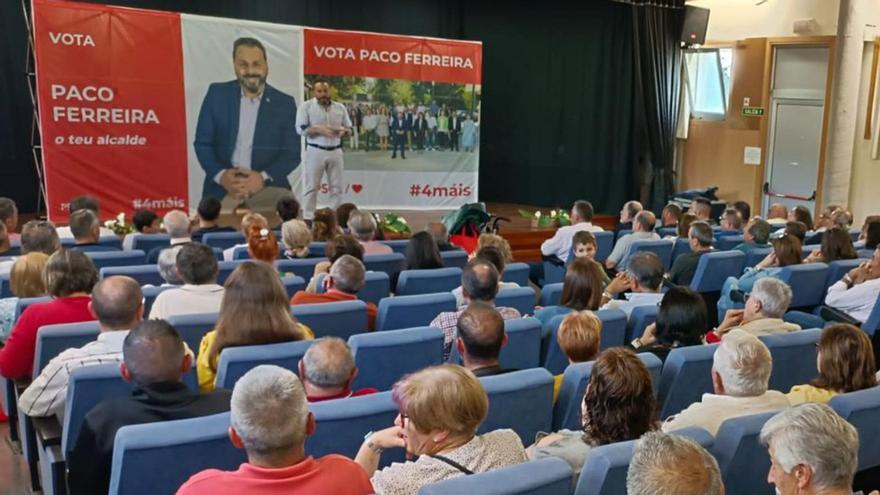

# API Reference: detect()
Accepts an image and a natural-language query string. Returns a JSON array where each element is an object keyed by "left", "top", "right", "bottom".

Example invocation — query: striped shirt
[{"left": 431, "top": 306, "right": 522, "bottom": 361}]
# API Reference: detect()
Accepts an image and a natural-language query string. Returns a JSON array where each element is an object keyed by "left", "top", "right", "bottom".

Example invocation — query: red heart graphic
[{"left": 351, "top": 184, "right": 363, "bottom": 193}]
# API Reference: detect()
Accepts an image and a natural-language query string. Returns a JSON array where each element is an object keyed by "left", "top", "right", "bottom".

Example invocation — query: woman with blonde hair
[
  {"left": 197, "top": 261, "right": 313, "bottom": 392},
  {"left": 222, "top": 212, "right": 269, "bottom": 261},
  {"left": 0, "top": 252, "right": 49, "bottom": 340},
  {"left": 355, "top": 364, "right": 527, "bottom": 493},
  {"left": 475, "top": 233, "right": 513, "bottom": 263},
  {"left": 281, "top": 219, "right": 312, "bottom": 259}
]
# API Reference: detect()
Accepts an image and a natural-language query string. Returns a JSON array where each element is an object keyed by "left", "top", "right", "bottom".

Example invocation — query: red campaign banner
[
  {"left": 33, "top": 0, "right": 188, "bottom": 222},
  {"left": 304, "top": 28, "right": 482, "bottom": 84}
]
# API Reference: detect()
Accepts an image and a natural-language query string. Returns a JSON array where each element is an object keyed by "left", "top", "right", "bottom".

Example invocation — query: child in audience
[
  {"left": 572, "top": 231, "right": 610, "bottom": 284},
  {"left": 132, "top": 209, "right": 162, "bottom": 234}
]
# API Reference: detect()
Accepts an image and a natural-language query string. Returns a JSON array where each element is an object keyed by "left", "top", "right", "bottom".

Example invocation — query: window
[{"left": 684, "top": 47, "right": 733, "bottom": 120}]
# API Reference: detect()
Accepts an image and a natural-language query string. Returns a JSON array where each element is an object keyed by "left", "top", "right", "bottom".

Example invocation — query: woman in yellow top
[
  {"left": 197, "top": 261, "right": 314, "bottom": 392},
  {"left": 787, "top": 323, "right": 876, "bottom": 405},
  {"left": 552, "top": 311, "right": 602, "bottom": 401}
]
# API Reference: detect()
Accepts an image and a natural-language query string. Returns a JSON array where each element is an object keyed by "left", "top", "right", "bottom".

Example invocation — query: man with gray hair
[
  {"left": 601, "top": 251, "right": 665, "bottom": 318},
  {"left": 156, "top": 244, "right": 184, "bottom": 286},
  {"left": 668, "top": 220, "right": 715, "bottom": 286},
  {"left": 0, "top": 219, "right": 61, "bottom": 275},
  {"left": 761, "top": 403, "right": 869, "bottom": 495},
  {"left": 627, "top": 431, "right": 724, "bottom": 495},
  {"left": 662, "top": 329, "right": 789, "bottom": 435},
  {"left": 56, "top": 195, "right": 115, "bottom": 239},
  {"left": 605, "top": 210, "right": 660, "bottom": 272},
  {"left": 291, "top": 254, "right": 378, "bottom": 330},
  {"left": 149, "top": 243, "right": 224, "bottom": 320},
  {"left": 177, "top": 365, "right": 373, "bottom": 494},
  {"left": 298, "top": 337, "right": 377, "bottom": 402},
  {"left": 709, "top": 277, "right": 800, "bottom": 342},
  {"left": 348, "top": 209, "right": 393, "bottom": 255},
  {"left": 734, "top": 218, "right": 772, "bottom": 253},
  {"left": 426, "top": 221, "right": 456, "bottom": 252},
  {"left": 146, "top": 209, "right": 193, "bottom": 263},
  {"left": 69, "top": 209, "right": 119, "bottom": 252}
]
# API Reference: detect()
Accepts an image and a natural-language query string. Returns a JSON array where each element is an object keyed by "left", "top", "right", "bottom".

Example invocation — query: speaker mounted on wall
[{"left": 681, "top": 5, "right": 710, "bottom": 46}]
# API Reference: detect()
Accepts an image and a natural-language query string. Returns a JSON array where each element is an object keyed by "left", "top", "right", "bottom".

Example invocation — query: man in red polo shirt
[
  {"left": 290, "top": 254, "right": 377, "bottom": 330},
  {"left": 298, "top": 337, "right": 377, "bottom": 402}
]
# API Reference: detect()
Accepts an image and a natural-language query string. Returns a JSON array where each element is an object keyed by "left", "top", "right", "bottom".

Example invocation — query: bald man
[
  {"left": 298, "top": 337, "right": 377, "bottom": 402},
  {"left": 67, "top": 320, "right": 231, "bottom": 495},
  {"left": 19, "top": 276, "right": 144, "bottom": 418},
  {"left": 605, "top": 210, "right": 660, "bottom": 272},
  {"left": 767, "top": 203, "right": 788, "bottom": 225},
  {"left": 455, "top": 301, "right": 513, "bottom": 377},
  {"left": 690, "top": 197, "right": 713, "bottom": 223}
]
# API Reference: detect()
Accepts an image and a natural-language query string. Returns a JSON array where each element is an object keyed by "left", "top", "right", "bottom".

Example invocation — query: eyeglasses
[{"left": 399, "top": 411, "right": 409, "bottom": 429}]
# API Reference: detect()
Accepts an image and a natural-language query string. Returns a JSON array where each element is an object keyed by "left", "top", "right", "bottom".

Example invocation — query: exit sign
[{"left": 742, "top": 107, "right": 765, "bottom": 117}]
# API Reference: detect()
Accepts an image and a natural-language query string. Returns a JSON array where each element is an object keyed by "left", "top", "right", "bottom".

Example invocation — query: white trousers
[{"left": 302, "top": 147, "right": 344, "bottom": 219}]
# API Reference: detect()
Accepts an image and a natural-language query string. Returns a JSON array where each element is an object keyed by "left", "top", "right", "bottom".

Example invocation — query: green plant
[
  {"left": 517, "top": 209, "right": 571, "bottom": 228},
  {"left": 103, "top": 212, "right": 137, "bottom": 236},
  {"left": 381, "top": 213, "right": 412, "bottom": 235}
]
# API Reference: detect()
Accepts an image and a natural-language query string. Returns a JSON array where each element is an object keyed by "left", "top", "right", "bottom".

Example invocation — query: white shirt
[
  {"left": 825, "top": 278, "right": 880, "bottom": 323},
  {"left": 540, "top": 222, "right": 605, "bottom": 262},
  {"left": 606, "top": 231, "right": 661, "bottom": 269},
  {"left": 295, "top": 98, "right": 352, "bottom": 148},
  {"left": 223, "top": 242, "right": 247, "bottom": 262},
  {"left": 232, "top": 92, "right": 261, "bottom": 170},
  {"left": 57, "top": 225, "right": 115, "bottom": 240},
  {"left": 362, "top": 114, "right": 379, "bottom": 131},
  {"left": 148, "top": 284, "right": 225, "bottom": 320},
  {"left": 0, "top": 259, "right": 15, "bottom": 276},
  {"left": 661, "top": 391, "right": 790, "bottom": 435},
  {"left": 601, "top": 292, "right": 664, "bottom": 318},
  {"left": 426, "top": 116, "right": 437, "bottom": 129}
]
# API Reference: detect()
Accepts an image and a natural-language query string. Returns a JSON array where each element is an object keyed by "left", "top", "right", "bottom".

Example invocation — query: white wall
[
  {"left": 848, "top": 42, "right": 880, "bottom": 223},
  {"left": 688, "top": 0, "right": 839, "bottom": 41}
]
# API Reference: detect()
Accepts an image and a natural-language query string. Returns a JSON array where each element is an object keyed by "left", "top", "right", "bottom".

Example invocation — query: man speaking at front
[{"left": 194, "top": 37, "right": 299, "bottom": 211}]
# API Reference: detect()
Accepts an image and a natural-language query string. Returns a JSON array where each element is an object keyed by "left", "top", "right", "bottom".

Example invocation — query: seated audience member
[
  {"left": 0, "top": 252, "right": 48, "bottom": 341},
  {"left": 760, "top": 403, "right": 863, "bottom": 495},
  {"left": 0, "top": 250, "right": 96, "bottom": 379},
  {"left": 0, "top": 220, "right": 59, "bottom": 275},
  {"left": 154, "top": 245, "right": 184, "bottom": 286},
  {"left": 571, "top": 230, "right": 610, "bottom": 284},
  {"left": 767, "top": 202, "right": 789, "bottom": 225},
  {"left": 824, "top": 246, "right": 880, "bottom": 323},
  {"left": 616, "top": 200, "right": 642, "bottom": 234},
  {"left": 731, "top": 200, "right": 751, "bottom": 224},
  {"left": 664, "top": 212, "right": 696, "bottom": 241},
  {"left": 404, "top": 230, "right": 444, "bottom": 270},
  {"left": 0, "top": 223, "right": 9, "bottom": 256},
  {"left": 551, "top": 310, "right": 601, "bottom": 399},
  {"left": 455, "top": 301, "right": 515, "bottom": 377},
  {"left": 859, "top": 215, "right": 880, "bottom": 245},
  {"left": 662, "top": 329, "right": 789, "bottom": 434},
  {"left": 717, "top": 233, "right": 802, "bottom": 316},
  {"left": 132, "top": 209, "right": 161, "bottom": 234},
  {"left": 246, "top": 225, "right": 279, "bottom": 265},
  {"left": 605, "top": 210, "right": 660, "bottom": 272},
  {"left": 0, "top": 197, "right": 19, "bottom": 243},
  {"left": 298, "top": 337, "right": 377, "bottom": 401},
  {"left": 147, "top": 209, "right": 193, "bottom": 263},
  {"left": 336, "top": 202, "right": 358, "bottom": 232},
  {"left": 600, "top": 251, "right": 664, "bottom": 318},
  {"left": 453, "top": 246, "right": 518, "bottom": 307},
  {"left": 804, "top": 226, "right": 857, "bottom": 263},
  {"left": 427, "top": 221, "right": 457, "bottom": 251},
  {"left": 661, "top": 203, "right": 682, "bottom": 228},
  {"left": 431, "top": 258, "right": 521, "bottom": 359},
  {"left": 68, "top": 319, "right": 231, "bottom": 495},
  {"left": 626, "top": 431, "right": 723, "bottom": 495},
  {"left": 281, "top": 219, "right": 311, "bottom": 259},
  {"left": 312, "top": 207, "right": 343, "bottom": 242},
  {"left": 291, "top": 255, "right": 378, "bottom": 330},
  {"left": 305, "top": 234, "right": 365, "bottom": 293},
  {"left": 276, "top": 194, "right": 301, "bottom": 222},
  {"left": 56, "top": 195, "right": 114, "bottom": 239},
  {"left": 782, "top": 220, "right": 808, "bottom": 243},
  {"left": 355, "top": 365, "right": 527, "bottom": 492},
  {"left": 789, "top": 205, "right": 814, "bottom": 231},
  {"left": 197, "top": 261, "right": 313, "bottom": 392},
  {"left": 475, "top": 233, "right": 514, "bottom": 263},
  {"left": 528, "top": 348, "right": 657, "bottom": 478},
  {"left": 178, "top": 365, "right": 372, "bottom": 495},
  {"left": 191, "top": 196, "right": 235, "bottom": 241},
  {"left": 534, "top": 257, "right": 604, "bottom": 324},
  {"left": 709, "top": 277, "right": 799, "bottom": 342},
  {"left": 815, "top": 204, "right": 842, "bottom": 232},
  {"left": 718, "top": 208, "right": 743, "bottom": 234},
  {"left": 68, "top": 209, "right": 118, "bottom": 252},
  {"left": 734, "top": 218, "right": 772, "bottom": 253},
  {"left": 667, "top": 220, "right": 714, "bottom": 286},
  {"left": 149, "top": 243, "right": 224, "bottom": 320},
  {"left": 223, "top": 212, "right": 268, "bottom": 261},
  {"left": 19, "top": 276, "right": 142, "bottom": 418},
  {"left": 866, "top": 220, "right": 880, "bottom": 250},
  {"left": 831, "top": 208, "right": 854, "bottom": 230},
  {"left": 690, "top": 197, "right": 713, "bottom": 223},
  {"left": 348, "top": 209, "right": 393, "bottom": 255},
  {"left": 541, "top": 200, "right": 605, "bottom": 264},
  {"left": 628, "top": 286, "right": 706, "bottom": 363},
  {"left": 788, "top": 324, "right": 876, "bottom": 405}
]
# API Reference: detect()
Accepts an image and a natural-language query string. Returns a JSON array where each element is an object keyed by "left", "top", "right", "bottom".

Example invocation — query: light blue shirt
[
  {"left": 607, "top": 231, "right": 661, "bottom": 270},
  {"left": 232, "top": 92, "right": 261, "bottom": 170},
  {"left": 295, "top": 97, "right": 352, "bottom": 147}
]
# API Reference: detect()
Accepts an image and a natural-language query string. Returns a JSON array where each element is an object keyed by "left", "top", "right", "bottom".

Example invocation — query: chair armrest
[
  {"left": 32, "top": 415, "right": 62, "bottom": 446},
  {"left": 13, "top": 378, "right": 31, "bottom": 397}
]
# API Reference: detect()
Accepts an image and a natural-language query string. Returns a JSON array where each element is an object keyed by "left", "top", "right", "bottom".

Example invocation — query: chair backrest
[
  {"left": 307, "top": 241, "right": 327, "bottom": 257},
  {"left": 396, "top": 267, "right": 463, "bottom": 296},
  {"left": 380, "top": 239, "right": 410, "bottom": 254},
  {"left": 802, "top": 244, "right": 820, "bottom": 259},
  {"left": 291, "top": 300, "right": 369, "bottom": 340},
  {"left": 690, "top": 251, "right": 745, "bottom": 293},
  {"left": 712, "top": 411, "right": 779, "bottom": 495},
  {"left": 232, "top": 243, "right": 285, "bottom": 260},
  {"left": 543, "top": 309, "right": 627, "bottom": 375},
  {"left": 716, "top": 234, "right": 744, "bottom": 251},
  {"left": 552, "top": 353, "right": 663, "bottom": 432},
  {"left": 315, "top": 271, "right": 391, "bottom": 305},
  {"left": 108, "top": 412, "right": 246, "bottom": 495},
  {"left": 33, "top": 321, "right": 100, "bottom": 377},
  {"left": 166, "top": 312, "right": 218, "bottom": 357},
  {"left": 658, "top": 344, "right": 718, "bottom": 419},
  {"left": 349, "top": 326, "right": 444, "bottom": 391},
  {"left": 500, "top": 318, "right": 543, "bottom": 370},
  {"left": 759, "top": 328, "right": 821, "bottom": 392},
  {"left": 670, "top": 237, "right": 692, "bottom": 265},
  {"left": 129, "top": 233, "right": 170, "bottom": 254},
  {"left": 363, "top": 253, "right": 406, "bottom": 280},
  {"left": 100, "top": 264, "right": 165, "bottom": 286},
  {"left": 62, "top": 364, "right": 132, "bottom": 455},
  {"left": 625, "top": 240, "right": 674, "bottom": 271},
  {"left": 13, "top": 295, "right": 52, "bottom": 321},
  {"left": 277, "top": 258, "right": 330, "bottom": 281},
  {"left": 594, "top": 231, "right": 615, "bottom": 263},
  {"left": 439, "top": 249, "right": 469, "bottom": 269},
  {"left": 862, "top": 293, "right": 880, "bottom": 337},
  {"left": 615, "top": 229, "right": 632, "bottom": 240},
  {"left": 214, "top": 340, "right": 314, "bottom": 389},
  {"left": 141, "top": 285, "right": 173, "bottom": 316},
  {"left": 418, "top": 457, "right": 573, "bottom": 495},
  {"left": 777, "top": 263, "right": 829, "bottom": 309},
  {"left": 830, "top": 387, "right": 880, "bottom": 470},
  {"left": 859, "top": 248, "right": 875, "bottom": 259},
  {"left": 280, "top": 275, "right": 306, "bottom": 299},
  {"left": 626, "top": 304, "right": 659, "bottom": 342},
  {"left": 539, "top": 283, "right": 564, "bottom": 307},
  {"left": 62, "top": 235, "right": 122, "bottom": 250},
  {"left": 216, "top": 260, "right": 239, "bottom": 284},
  {"left": 502, "top": 262, "right": 530, "bottom": 287},
  {"left": 825, "top": 259, "right": 863, "bottom": 292},
  {"left": 85, "top": 250, "right": 147, "bottom": 270},
  {"left": 376, "top": 292, "right": 457, "bottom": 331},
  {"left": 542, "top": 259, "right": 567, "bottom": 286},
  {"left": 745, "top": 247, "right": 774, "bottom": 268},
  {"left": 478, "top": 368, "right": 554, "bottom": 446},
  {"left": 201, "top": 232, "right": 245, "bottom": 250},
  {"left": 495, "top": 286, "right": 536, "bottom": 316}
]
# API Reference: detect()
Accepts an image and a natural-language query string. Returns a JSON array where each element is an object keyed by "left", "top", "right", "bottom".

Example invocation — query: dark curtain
[{"left": 628, "top": 0, "right": 684, "bottom": 212}]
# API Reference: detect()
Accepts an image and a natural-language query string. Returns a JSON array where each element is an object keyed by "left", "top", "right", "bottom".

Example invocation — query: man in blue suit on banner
[{"left": 194, "top": 37, "right": 300, "bottom": 211}]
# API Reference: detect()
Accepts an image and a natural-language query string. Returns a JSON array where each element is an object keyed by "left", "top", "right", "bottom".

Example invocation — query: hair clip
[{"left": 259, "top": 228, "right": 269, "bottom": 238}]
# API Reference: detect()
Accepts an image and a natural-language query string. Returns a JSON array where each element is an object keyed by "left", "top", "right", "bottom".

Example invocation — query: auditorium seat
[
  {"left": 85, "top": 250, "right": 147, "bottom": 270},
  {"left": 315, "top": 271, "right": 391, "bottom": 305},
  {"left": 859, "top": 248, "right": 875, "bottom": 259},
  {"left": 715, "top": 234, "right": 744, "bottom": 251},
  {"left": 376, "top": 293, "right": 457, "bottom": 331},
  {"left": 61, "top": 235, "right": 122, "bottom": 250},
  {"left": 108, "top": 412, "right": 247, "bottom": 495},
  {"left": 495, "top": 286, "right": 536, "bottom": 315},
  {"left": 363, "top": 253, "right": 405, "bottom": 280},
  {"left": 395, "top": 267, "right": 462, "bottom": 296},
  {"left": 657, "top": 227, "right": 677, "bottom": 238},
  {"left": 449, "top": 317, "right": 543, "bottom": 371},
  {"left": 711, "top": 411, "right": 779, "bottom": 495},
  {"left": 439, "top": 249, "right": 468, "bottom": 269},
  {"left": 760, "top": 328, "right": 820, "bottom": 392},
  {"left": 830, "top": 387, "right": 880, "bottom": 471},
  {"left": 33, "top": 322, "right": 100, "bottom": 376},
  {"left": 129, "top": 233, "right": 170, "bottom": 254},
  {"left": 850, "top": 229, "right": 862, "bottom": 242},
  {"left": 216, "top": 260, "right": 239, "bottom": 284},
  {"left": 502, "top": 262, "right": 531, "bottom": 287},
  {"left": 280, "top": 275, "right": 306, "bottom": 299},
  {"left": 13, "top": 296, "right": 52, "bottom": 321},
  {"left": 291, "top": 300, "right": 369, "bottom": 339},
  {"left": 349, "top": 326, "right": 444, "bottom": 391},
  {"left": 307, "top": 241, "right": 327, "bottom": 257},
  {"left": 539, "top": 282, "right": 564, "bottom": 307},
  {"left": 165, "top": 313, "right": 218, "bottom": 357},
  {"left": 277, "top": 258, "right": 329, "bottom": 281},
  {"left": 99, "top": 265, "right": 164, "bottom": 286},
  {"left": 380, "top": 239, "right": 410, "bottom": 254},
  {"left": 542, "top": 309, "right": 627, "bottom": 375},
  {"left": 615, "top": 229, "right": 632, "bottom": 240},
  {"left": 142, "top": 286, "right": 173, "bottom": 316},
  {"left": 214, "top": 340, "right": 314, "bottom": 390},
  {"left": 0, "top": 275, "right": 9, "bottom": 298},
  {"left": 745, "top": 247, "right": 773, "bottom": 268},
  {"left": 862, "top": 295, "right": 880, "bottom": 337},
  {"left": 657, "top": 344, "right": 717, "bottom": 419},
  {"left": 825, "top": 259, "right": 863, "bottom": 291},
  {"left": 689, "top": 251, "right": 745, "bottom": 293},
  {"left": 625, "top": 304, "right": 659, "bottom": 342},
  {"left": 670, "top": 238, "right": 692, "bottom": 265},
  {"left": 418, "top": 457, "right": 572, "bottom": 495},
  {"left": 478, "top": 368, "right": 554, "bottom": 446},
  {"left": 777, "top": 263, "right": 828, "bottom": 310},
  {"left": 231, "top": 243, "right": 285, "bottom": 260},
  {"left": 782, "top": 310, "right": 827, "bottom": 330},
  {"left": 541, "top": 245, "right": 573, "bottom": 286},
  {"left": 623, "top": 239, "right": 674, "bottom": 271},
  {"left": 201, "top": 232, "right": 245, "bottom": 250},
  {"left": 593, "top": 231, "right": 615, "bottom": 263}
]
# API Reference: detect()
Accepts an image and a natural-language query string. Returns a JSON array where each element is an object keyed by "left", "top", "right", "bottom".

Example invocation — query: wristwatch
[{"left": 630, "top": 337, "right": 643, "bottom": 349}]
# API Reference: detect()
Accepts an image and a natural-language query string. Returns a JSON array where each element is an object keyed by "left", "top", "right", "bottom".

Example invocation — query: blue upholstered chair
[
  {"left": 657, "top": 344, "right": 718, "bottom": 419},
  {"left": 13, "top": 296, "right": 52, "bottom": 321},
  {"left": 495, "top": 286, "right": 536, "bottom": 316},
  {"left": 624, "top": 239, "right": 674, "bottom": 271},
  {"left": 376, "top": 293, "right": 457, "bottom": 331},
  {"left": 129, "top": 233, "right": 170, "bottom": 254},
  {"left": 759, "top": 328, "right": 820, "bottom": 392},
  {"left": 380, "top": 240, "right": 410, "bottom": 254},
  {"left": 214, "top": 340, "right": 314, "bottom": 390},
  {"left": 99, "top": 265, "right": 165, "bottom": 286},
  {"left": 502, "top": 262, "right": 531, "bottom": 287},
  {"left": 745, "top": 247, "right": 774, "bottom": 268},
  {"left": 777, "top": 263, "right": 829, "bottom": 310},
  {"left": 291, "top": 300, "right": 369, "bottom": 339},
  {"left": 363, "top": 253, "right": 405, "bottom": 280},
  {"left": 349, "top": 326, "right": 444, "bottom": 391},
  {"left": 670, "top": 238, "right": 692, "bottom": 266},
  {"left": 594, "top": 231, "right": 615, "bottom": 263},
  {"left": 280, "top": 275, "right": 306, "bottom": 299},
  {"left": 439, "top": 249, "right": 469, "bottom": 269},
  {"left": 85, "top": 250, "right": 146, "bottom": 270},
  {"left": 712, "top": 411, "right": 780, "bottom": 495},
  {"left": 277, "top": 258, "right": 329, "bottom": 281},
  {"left": 689, "top": 251, "right": 745, "bottom": 293},
  {"left": 449, "top": 318, "right": 543, "bottom": 371},
  {"left": 62, "top": 235, "right": 122, "bottom": 250},
  {"left": 478, "top": 368, "right": 554, "bottom": 446},
  {"left": 716, "top": 235, "right": 744, "bottom": 251},
  {"left": 830, "top": 387, "right": 880, "bottom": 471},
  {"left": 315, "top": 271, "right": 391, "bottom": 305},
  {"left": 33, "top": 322, "right": 100, "bottom": 376},
  {"left": 396, "top": 267, "right": 462, "bottom": 296},
  {"left": 626, "top": 304, "right": 659, "bottom": 342},
  {"left": 825, "top": 259, "right": 863, "bottom": 292},
  {"left": 418, "top": 457, "right": 573, "bottom": 495},
  {"left": 543, "top": 309, "right": 627, "bottom": 375},
  {"left": 201, "top": 232, "right": 245, "bottom": 250},
  {"left": 539, "top": 282, "right": 564, "bottom": 307},
  {"left": 141, "top": 286, "right": 173, "bottom": 316},
  {"left": 166, "top": 313, "right": 218, "bottom": 357}
]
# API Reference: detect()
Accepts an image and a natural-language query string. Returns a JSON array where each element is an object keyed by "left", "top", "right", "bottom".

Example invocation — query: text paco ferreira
[
  {"left": 313, "top": 46, "right": 475, "bottom": 69},
  {"left": 49, "top": 84, "right": 160, "bottom": 124}
]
